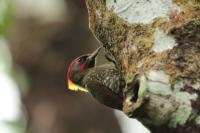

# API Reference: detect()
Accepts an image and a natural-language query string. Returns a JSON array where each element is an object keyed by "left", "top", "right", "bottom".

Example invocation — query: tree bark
[{"left": 85, "top": 0, "right": 200, "bottom": 132}]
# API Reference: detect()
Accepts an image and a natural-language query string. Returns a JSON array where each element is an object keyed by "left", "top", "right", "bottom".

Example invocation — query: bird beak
[{"left": 86, "top": 47, "right": 102, "bottom": 62}]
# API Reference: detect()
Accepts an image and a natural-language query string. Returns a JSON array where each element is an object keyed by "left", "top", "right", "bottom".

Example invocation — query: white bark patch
[
  {"left": 152, "top": 29, "right": 177, "bottom": 52},
  {"left": 106, "top": 0, "right": 180, "bottom": 24},
  {"left": 169, "top": 92, "right": 197, "bottom": 128},
  {"left": 195, "top": 116, "right": 200, "bottom": 126},
  {"left": 169, "top": 80, "right": 198, "bottom": 128},
  {"left": 138, "top": 75, "right": 148, "bottom": 98},
  {"left": 145, "top": 70, "right": 171, "bottom": 96}
]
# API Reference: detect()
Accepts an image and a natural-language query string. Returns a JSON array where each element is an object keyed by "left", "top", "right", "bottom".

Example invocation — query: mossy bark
[{"left": 85, "top": 0, "right": 200, "bottom": 132}]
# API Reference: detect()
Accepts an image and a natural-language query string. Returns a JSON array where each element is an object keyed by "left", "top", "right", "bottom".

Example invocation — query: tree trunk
[{"left": 85, "top": 0, "right": 200, "bottom": 132}]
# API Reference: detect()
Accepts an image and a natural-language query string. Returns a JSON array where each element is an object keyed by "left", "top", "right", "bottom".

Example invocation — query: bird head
[{"left": 67, "top": 47, "right": 101, "bottom": 92}]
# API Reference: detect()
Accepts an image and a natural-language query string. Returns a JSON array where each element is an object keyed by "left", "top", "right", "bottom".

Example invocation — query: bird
[{"left": 67, "top": 47, "right": 123, "bottom": 110}]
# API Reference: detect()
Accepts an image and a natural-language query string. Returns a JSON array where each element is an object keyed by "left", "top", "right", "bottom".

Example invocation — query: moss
[
  {"left": 0, "top": 0, "right": 13, "bottom": 36},
  {"left": 89, "top": 6, "right": 156, "bottom": 81},
  {"left": 130, "top": 24, "right": 155, "bottom": 48},
  {"left": 95, "top": 8, "right": 195, "bottom": 82}
]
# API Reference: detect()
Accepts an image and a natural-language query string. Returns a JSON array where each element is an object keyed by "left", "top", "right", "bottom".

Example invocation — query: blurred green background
[{"left": 0, "top": 0, "right": 149, "bottom": 133}]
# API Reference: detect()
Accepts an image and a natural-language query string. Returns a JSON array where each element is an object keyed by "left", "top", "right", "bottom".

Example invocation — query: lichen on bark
[{"left": 85, "top": 0, "right": 200, "bottom": 132}]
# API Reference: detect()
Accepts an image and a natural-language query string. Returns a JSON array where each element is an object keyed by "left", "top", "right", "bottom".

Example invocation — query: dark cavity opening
[{"left": 130, "top": 80, "right": 140, "bottom": 102}]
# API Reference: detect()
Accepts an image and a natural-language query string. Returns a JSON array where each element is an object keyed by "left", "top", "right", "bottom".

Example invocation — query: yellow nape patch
[{"left": 68, "top": 79, "right": 88, "bottom": 92}]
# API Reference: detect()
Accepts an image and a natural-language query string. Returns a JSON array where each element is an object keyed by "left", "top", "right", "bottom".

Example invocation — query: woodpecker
[{"left": 67, "top": 47, "right": 123, "bottom": 110}]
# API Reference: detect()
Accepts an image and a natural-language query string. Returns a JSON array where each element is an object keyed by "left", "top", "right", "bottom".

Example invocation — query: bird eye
[
  {"left": 77, "top": 57, "right": 84, "bottom": 63},
  {"left": 77, "top": 58, "right": 81, "bottom": 62},
  {"left": 77, "top": 56, "right": 87, "bottom": 63}
]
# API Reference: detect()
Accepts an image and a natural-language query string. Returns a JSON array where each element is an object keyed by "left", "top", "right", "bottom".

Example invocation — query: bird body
[
  {"left": 67, "top": 47, "right": 123, "bottom": 110},
  {"left": 82, "top": 64, "right": 123, "bottom": 110}
]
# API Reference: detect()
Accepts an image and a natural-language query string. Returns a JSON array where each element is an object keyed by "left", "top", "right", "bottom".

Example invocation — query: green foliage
[{"left": 0, "top": 0, "right": 13, "bottom": 36}]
